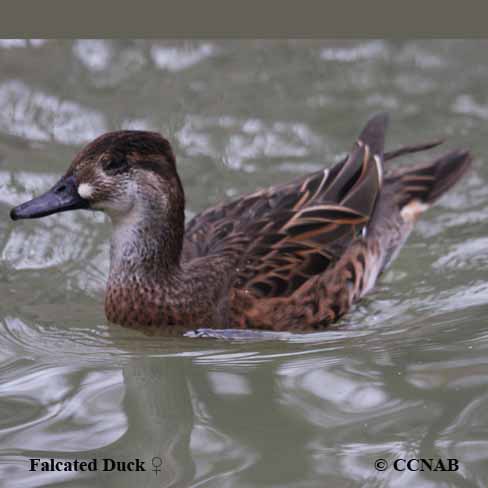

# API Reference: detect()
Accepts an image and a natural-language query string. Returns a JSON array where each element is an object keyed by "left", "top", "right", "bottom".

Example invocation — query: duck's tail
[
  {"left": 384, "top": 139, "right": 444, "bottom": 161},
  {"left": 391, "top": 149, "right": 472, "bottom": 222},
  {"left": 364, "top": 119, "right": 472, "bottom": 275}
]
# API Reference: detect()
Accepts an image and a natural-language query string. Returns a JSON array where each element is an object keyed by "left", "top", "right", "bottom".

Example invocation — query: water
[{"left": 0, "top": 40, "right": 487, "bottom": 487}]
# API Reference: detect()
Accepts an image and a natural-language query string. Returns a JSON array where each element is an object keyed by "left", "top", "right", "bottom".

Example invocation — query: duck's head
[{"left": 10, "top": 131, "right": 184, "bottom": 224}]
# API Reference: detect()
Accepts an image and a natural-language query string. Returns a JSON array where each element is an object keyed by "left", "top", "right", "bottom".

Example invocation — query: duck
[{"left": 10, "top": 113, "right": 472, "bottom": 333}]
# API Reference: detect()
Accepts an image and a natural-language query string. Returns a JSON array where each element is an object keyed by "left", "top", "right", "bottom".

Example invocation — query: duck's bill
[{"left": 10, "top": 175, "right": 89, "bottom": 221}]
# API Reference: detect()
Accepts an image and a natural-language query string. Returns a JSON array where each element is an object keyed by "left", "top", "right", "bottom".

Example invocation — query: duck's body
[{"left": 11, "top": 114, "right": 471, "bottom": 333}]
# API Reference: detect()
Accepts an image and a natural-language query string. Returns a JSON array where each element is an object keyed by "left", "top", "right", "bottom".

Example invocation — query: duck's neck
[{"left": 108, "top": 199, "right": 184, "bottom": 285}]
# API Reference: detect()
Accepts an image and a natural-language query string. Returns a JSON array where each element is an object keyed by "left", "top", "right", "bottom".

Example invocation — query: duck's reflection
[
  {"left": 94, "top": 328, "right": 316, "bottom": 487},
  {"left": 92, "top": 355, "right": 196, "bottom": 488}
]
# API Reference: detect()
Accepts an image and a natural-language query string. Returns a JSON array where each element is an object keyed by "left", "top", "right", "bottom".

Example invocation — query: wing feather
[{"left": 183, "top": 113, "right": 389, "bottom": 298}]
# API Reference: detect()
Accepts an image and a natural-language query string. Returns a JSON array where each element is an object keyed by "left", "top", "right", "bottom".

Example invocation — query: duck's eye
[{"left": 103, "top": 158, "right": 128, "bottom": 174}]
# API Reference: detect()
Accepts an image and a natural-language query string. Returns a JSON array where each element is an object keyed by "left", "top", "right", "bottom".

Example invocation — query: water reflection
[
  {"left": 151, "top": 42, "right": 216, "bottom": 72},
  {"left": 0, "top": 80, "right": 106, "bottom": 144}
]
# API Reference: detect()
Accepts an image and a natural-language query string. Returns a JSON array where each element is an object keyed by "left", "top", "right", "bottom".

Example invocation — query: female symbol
[{"left": 151, "top": 456, "right": 163, "bottom": 476}]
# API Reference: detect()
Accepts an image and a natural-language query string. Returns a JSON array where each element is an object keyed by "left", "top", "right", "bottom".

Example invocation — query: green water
[{"left": 0, "top": 40, "right": 487, "bottom": 487}]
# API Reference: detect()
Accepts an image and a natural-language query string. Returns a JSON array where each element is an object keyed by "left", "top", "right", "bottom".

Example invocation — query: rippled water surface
[{"left": 1, "top": 40, "right": 487, "bottom": 487}]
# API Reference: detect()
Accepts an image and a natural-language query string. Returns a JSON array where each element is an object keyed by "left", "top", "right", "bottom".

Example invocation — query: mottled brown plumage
[{"left": 10, "top": 114, "right": 472, "bottom": 333}]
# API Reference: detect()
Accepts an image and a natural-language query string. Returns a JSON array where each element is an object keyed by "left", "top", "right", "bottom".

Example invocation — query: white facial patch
[{"left": 78, "top": 183, "right": 95, "bottom": 199}]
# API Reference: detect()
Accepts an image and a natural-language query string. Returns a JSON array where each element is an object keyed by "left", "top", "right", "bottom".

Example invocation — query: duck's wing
[
  {"left": 230, "top": 114, "right": 387, "bottom": 298},
  {"left": 183, "top": 113, "right": 387, "bottom": 298},
  {"left": 183, "top": 167, "right": 337, "bottom": 259},
  {"left": 183, "top": 129, "right": 444, "bottom": 262}
]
